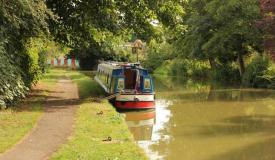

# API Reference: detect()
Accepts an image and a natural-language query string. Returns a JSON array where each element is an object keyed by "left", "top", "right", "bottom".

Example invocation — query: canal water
[{"left": 121, "top": 76, "right": 275, "bottom": 160}]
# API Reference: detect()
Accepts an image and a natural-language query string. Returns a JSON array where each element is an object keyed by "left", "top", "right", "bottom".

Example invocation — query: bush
[
  {"left": 212, "top": 63, "right": 241, "bottom": 84},
  {"left": 170, "top": 59, "right": 188, "bottom": 77},
  {"left": 242, "top": 54, "right": 272, "bottom": 88},
  {"left": 153, "top": 59, "right": 211, "bottom": 80},
  {"left": 262, "top": 63, "right": 275, "bottom": 89},
  {"left": 143, "top": 51, "right": 166, "bottom": 73},
  {"left": 0, "top": 38, "right": 49, "bottom": 108},
  {"left": 38, "top": 51, "right": 49, "bottom": 73},
  {"left": 143, "top": 41, "right": 174, "bottom": 72},
  {"left": 170, "top": 59, "right": 210, "bottom": 79},
  {"left": 154, "top": 60, "right": 173, "bottom": 75},
  {"left": 0, "top": 46, "right": 28, "bottom": 108},
  {"left": 0, "top": 0, "right": 53, "bottom": 108}
]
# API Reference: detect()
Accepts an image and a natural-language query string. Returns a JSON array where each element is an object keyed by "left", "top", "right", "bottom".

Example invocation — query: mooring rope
[{"left": 103, "top": 94, "right": 116, "bottom": 100}]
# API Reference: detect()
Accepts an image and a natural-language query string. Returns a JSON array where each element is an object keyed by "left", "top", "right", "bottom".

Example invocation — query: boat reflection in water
[
  {"left": 121, "top": 100, "right": 173, "bottom": 160},
  {"left": 122, "top": 109, "right": 156, "bottom": 141}
]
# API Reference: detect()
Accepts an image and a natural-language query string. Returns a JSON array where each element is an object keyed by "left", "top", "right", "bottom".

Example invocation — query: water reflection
[
  {"left": 123, "top": 76, "right": 275, "bottom": 160},
  {"left": 122, "top": 100, "right": 173, "bottom": 160},
  {"left": 122, "top": 109, "right": 155, "bottom": 141}
]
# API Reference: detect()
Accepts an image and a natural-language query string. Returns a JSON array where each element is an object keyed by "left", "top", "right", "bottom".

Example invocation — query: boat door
[{"left": 124, "top": 68, "right": 138, "bottom": 91}]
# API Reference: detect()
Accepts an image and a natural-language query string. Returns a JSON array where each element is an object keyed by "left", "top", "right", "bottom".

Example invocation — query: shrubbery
[
  {"left": 151, "top": 54, "right": 275, "bottom": 89},
  {"left": 153, "top": 59, "right": 211, "bottom": 80},
  {"left": 143, "top": 41, "right": 211, "bottom": 79},
  {"left": 154, "top": 60, "right": 173, "bottom": 75},
  {"left": 0, "top": 38, "right": 51, "bottom": 108},
  {"left": 143, "top": 41, "right": 174, "bottom": 72},
  {"left": 0, "top": 45, "right": 28, "bottom": 108},
  {"left": 243, "top": 55, "right": 275, "bottom": 89},
  {"left": 171, "top": 59, "right": 211, "bottom": 79},
  {"left": 212, "top": 63, "right": 241, "bottom": 84},
  {"left": 0, "top": 0, "right": 52, "bottom": 108}
]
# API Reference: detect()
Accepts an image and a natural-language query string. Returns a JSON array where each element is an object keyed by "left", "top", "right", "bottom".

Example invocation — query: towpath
[{"left": 0, "top": 77, "right": 79, "bottom": 160}]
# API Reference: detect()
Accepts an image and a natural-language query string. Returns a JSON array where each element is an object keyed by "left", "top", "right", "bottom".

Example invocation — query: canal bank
[{"left": 50, "top": 69, "right": 147, "bottom": 160}]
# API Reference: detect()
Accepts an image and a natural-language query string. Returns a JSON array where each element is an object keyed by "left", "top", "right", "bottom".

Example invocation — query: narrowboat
[{"left": 94, "top": 61, "right": 155, "bottom": 109}]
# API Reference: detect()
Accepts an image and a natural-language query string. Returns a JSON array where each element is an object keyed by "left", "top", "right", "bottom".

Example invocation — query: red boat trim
[
  {"left": 119, "top": 93, "right": 155, "bottom": 95},
  {"left": 115, "top": 101, "right": 155, "bottom": 109}
]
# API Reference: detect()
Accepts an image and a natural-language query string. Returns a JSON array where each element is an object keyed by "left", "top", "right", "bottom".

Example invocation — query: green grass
[
  {"left": 42, "top": 69, "right": 104, "bottom": 98},
  {"left": 51, "top": 101, "right": 147, "bottom": 160},
  {"left": 0, "top": 70, "right": 64, "bottom": 153},
  {"left": 41, "top": 69, "right": 65, "bottom": 87},
  {"left": 0, "top": 97, "right": 43, "bottom": 153},
  {"left": 66, "top": 71, "right": 105, "bottom": 98},
  {"left": 50, "top": 69, "right": 147, "bottom": 160}
]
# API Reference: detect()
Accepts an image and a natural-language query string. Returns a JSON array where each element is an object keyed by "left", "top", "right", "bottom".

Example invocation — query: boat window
[
  {"left": 117, "top": 78, "right": 124, "bottom": 90},
  {"left": 144, "top": 78, "right": 151, "bottom": 89}
]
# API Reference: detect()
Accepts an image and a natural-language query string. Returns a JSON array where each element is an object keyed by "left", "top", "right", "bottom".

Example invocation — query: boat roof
[{"left": 98, "top": 61, "right": 144, "bottom": 70}]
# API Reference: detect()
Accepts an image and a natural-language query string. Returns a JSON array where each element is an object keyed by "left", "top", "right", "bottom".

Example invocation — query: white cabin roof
[{"left": 97, "top": 61, "right": 144, "bottom": 75}]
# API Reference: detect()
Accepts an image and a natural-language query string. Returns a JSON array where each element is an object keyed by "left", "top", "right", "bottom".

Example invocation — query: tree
[
  {"left": 45, "top": 0, "right": 160, "bottom": 69},
  {"left": 175, "top": 0, "right": 263, "bottom": 77},
  {"left": 0, "top": 0, "right": 53, "bottom": 107}
]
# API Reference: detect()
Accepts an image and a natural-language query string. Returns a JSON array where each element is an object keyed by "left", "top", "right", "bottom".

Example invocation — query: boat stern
[{"left": 114, "top": 94, "right": 155, "bottom": 109}]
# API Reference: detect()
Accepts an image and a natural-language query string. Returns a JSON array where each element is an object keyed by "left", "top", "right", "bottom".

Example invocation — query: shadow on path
[{"left": 0, "top": 78, "right": 79, "bottom": 160}]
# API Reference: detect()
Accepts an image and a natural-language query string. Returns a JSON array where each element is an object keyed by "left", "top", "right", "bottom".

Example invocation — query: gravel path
[{"left": 0, "top": 78, "right": 79, "bottom": 160}]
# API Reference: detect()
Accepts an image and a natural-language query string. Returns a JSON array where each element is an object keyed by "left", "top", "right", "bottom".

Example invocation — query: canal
[{"left": 121, "top": 76, "right": 275, "bottom": 160}]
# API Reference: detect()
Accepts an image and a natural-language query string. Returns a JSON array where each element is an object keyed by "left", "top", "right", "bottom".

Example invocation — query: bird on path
[
  {"left": 102, "top": 136, "right": 112, "bottom": 142},
  {"left": 96, "top": 111, "right": 104, "bottom": 115}
]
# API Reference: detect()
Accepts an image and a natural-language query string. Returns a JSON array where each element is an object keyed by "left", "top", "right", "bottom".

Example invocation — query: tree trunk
[
  {"left": 208, "top": 57, "right": 216, "bottom": 70},
  {"left": 207, "top": 84, "right": 215, "bottom": 101},
  {"left": 238, "top": 52, "right": 245, "bottom": 77}
]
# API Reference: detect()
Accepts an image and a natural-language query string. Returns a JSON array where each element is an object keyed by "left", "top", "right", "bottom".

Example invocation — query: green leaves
[
  {"left": 0, "top": 0, "right": 53, "bottom": 108},
  {"left": 0, "top": 50, "right": 28, "bottom": 108},
  {"left": 174, "top": 0, "right": 263, "bottom": 68}
]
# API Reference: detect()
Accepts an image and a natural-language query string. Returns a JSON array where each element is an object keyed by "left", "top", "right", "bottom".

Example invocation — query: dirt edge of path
[{"left": 0, "top": 78, "right": 79, "bottom": 160}]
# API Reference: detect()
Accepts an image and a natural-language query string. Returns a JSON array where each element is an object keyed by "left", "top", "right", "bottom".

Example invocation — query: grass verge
[
  {"left": 0, "top": 69, "right": 62, "bottom": 154},
  {"left": 50, "top": 69, "right": 147, "bottom": 160},
  {"left": 0, "top": 93, "right": 44, "bottom": 153},
  {"left": 51, "top": 101, "right": 147, "bottom": 160}
]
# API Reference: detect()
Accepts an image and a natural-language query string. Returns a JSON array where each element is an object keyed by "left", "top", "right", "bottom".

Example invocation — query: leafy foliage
[
  {"left": 143, "top": 40, "right": 174, "bottom": 72},
  {"left": 0, "top": 0, "right": 53, "bottom": 107},
  {"left": 243, "top": 55, "right": 275, "bottom": 88},
  {"left": 149, "top": 0, "right": 273, "bottom": 87},
  {"left": 0, "top": 46, "right": 28, "bottom": 108},
  {"left": 46, "top": 0, "right": 162, "bottom": 69},
  {"left": 177, "top": 0, "right": 263, "bottom": 67},
  {"left": 211, "top": 63, "right": 241, "bottom": 84}
]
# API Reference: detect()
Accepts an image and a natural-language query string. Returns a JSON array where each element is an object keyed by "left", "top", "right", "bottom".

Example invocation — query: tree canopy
[
  {"left": 0, "top": 0, "right": 273, "bottom": 107},
  {"left": 170, "top": 0, "right": 263, "bottom": 74},
  {"left": 0, "top": 0, "right": 53, "bottom": 107}
]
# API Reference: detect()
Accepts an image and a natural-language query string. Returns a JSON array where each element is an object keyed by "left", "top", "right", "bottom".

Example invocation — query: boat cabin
[{"left": 95, "top": 62, "right": 154, "bottom": 95}]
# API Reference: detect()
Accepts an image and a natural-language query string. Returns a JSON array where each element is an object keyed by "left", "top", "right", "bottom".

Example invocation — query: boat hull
[
  {"left": 115, "top": 101, "right": 155, "bottom": 109},
  {"left": 114, "top": 94, "right": 155, "bottom": 109}
]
